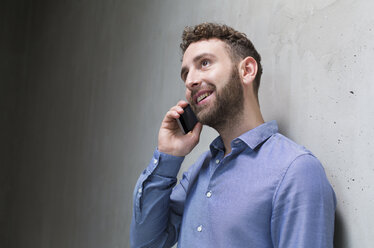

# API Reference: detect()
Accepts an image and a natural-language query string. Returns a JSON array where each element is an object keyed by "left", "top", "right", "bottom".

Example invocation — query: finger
[
  {"left": 189, "top": 122, "right": 203, "bottom": 139},
  {"left": 164, "top": 110, "right": 180, "bottom": 121},
  {"left": 170, "top": 105, "right": 184, "bottom": 114},
  {"left": 177, "top": 100, "right": 189, "bottom": 108},
  {"left": 193, "top": 122, "right": 203, "bottom": 134}
]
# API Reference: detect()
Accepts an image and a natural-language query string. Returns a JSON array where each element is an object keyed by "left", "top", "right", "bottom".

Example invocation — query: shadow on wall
[{"left": 334, "top": 209, "right": 346, "bottom": 247}]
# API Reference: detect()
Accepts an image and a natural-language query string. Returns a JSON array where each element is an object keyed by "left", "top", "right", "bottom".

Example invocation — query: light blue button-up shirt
[{"left": 130, "top": 121, "right": 336, "bottom": 247}]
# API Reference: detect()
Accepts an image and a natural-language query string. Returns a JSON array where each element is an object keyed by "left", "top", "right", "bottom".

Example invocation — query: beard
[{"left": 190, "top": 67, "right": 244, "bottom": 131}]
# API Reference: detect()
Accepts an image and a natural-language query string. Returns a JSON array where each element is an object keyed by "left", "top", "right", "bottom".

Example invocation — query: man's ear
[{"left": 239, "top": 56, "right": 258, "bottom": 86}]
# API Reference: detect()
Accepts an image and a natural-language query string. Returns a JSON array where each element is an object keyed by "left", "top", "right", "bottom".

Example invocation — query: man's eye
[
  {"left": 201, "top": 60, "right": 210, "bottom": 67},
  {"left": 182, "top": 72, "right": 188, "bottom": 82}
]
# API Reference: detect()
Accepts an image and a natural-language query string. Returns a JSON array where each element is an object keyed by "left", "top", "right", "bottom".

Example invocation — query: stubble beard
[{"left": 190, "top": 67, "right": 245, "bottom": 131}]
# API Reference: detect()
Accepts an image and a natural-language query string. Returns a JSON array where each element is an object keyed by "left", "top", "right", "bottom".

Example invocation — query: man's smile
[{"left": 193, "top": 90, "right": 214, "bottom": 105}]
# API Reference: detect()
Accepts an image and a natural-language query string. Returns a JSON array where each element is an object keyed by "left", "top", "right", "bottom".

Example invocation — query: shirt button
[
  {"left": 153, "top": 158, "right": 158, "bottom": 164},
  {"left": 206, "top": 191, "right": 212, "bottom": 198},
  {"left": 215, "top": 159, "right": 220, "bottom": 164},
  {"left": 197, "top": 225, "right": 203, "bottom": 232},
  {"left": 138, "top": 188, "right": 142, "bottom": 193},
  {"left": 234, "top": 140, "right": 241, "bottom": 144}
]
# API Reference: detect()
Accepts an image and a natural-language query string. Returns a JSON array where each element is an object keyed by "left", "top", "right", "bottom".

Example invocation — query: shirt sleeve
[
  {"left": 130, "top": 149, "right": 186, "bottom": 248},
  {"left": 271, "top": 154, "right": 337, "bottom": 248}
]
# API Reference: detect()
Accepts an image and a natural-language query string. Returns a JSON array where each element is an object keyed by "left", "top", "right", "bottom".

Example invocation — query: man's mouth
[{"left": 195, "top": 90, "right": 213, "bottom": 104}]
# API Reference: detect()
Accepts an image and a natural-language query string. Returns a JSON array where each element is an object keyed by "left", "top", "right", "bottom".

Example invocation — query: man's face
[{"left": 181, "top": 38, "right": 244, "bottom": 129}]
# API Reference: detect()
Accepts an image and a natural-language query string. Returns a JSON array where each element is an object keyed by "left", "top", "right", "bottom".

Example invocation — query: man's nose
[{"left": 185, "top": 70, "right": 202, "bottom": 90}]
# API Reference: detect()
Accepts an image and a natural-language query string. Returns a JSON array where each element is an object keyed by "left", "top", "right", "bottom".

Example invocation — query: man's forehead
[{"left": 182, "top": 38, "right": 229, "bottom": 64}]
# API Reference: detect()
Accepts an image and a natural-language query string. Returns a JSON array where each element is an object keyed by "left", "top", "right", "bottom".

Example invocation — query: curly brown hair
[{"left": 180, "top": 23, "right": 263, "bottom": 98}]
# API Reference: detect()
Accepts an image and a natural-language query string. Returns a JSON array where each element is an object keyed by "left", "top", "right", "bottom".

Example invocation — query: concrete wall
[
  {"left": 1, "top": 1, "right": 31, "bottom": 247},
  {"left": 2, "top": 0, "right": 373, "bottom": 247}
]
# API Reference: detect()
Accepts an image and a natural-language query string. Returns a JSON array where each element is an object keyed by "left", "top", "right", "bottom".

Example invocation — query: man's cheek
[{"left": 185, "top": 91, "right": 193, "bottom": 104}]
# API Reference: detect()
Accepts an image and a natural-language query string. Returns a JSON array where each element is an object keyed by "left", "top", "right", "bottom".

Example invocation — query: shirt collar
[{"left": 209, "top": 120, "right": 278, "bottom": 154}]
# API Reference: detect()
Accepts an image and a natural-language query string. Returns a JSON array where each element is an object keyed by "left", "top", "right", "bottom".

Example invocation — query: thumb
[{"left": 190, "top": 122, "right": 203, "bottom": 140}]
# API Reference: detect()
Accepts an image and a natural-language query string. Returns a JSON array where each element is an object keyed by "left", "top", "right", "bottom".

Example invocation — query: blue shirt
[{"left": 130, "top": 121, "right": 336, "bottom": 248}]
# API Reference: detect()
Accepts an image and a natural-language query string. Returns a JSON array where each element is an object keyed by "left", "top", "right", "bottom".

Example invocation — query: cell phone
[{"left": 177, "top": 104, "right": 198, "bottom": 134}]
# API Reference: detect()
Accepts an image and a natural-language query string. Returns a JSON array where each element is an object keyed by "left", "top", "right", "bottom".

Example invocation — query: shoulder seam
[{"left": 271, "top": 152, "right": 314, "bottom": 213}]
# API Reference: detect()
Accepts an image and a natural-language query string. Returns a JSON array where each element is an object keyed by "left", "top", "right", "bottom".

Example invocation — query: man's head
[
  {"left": 180, "top": 22, "right": 263, "bottom": 98},
  {"left": 180, "top": 23, "right": 262, "bottom": 130}
]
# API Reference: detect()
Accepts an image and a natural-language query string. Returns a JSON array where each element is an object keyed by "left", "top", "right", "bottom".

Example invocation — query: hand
[{"left": 158, "top": 100, "right": 203, "bottom": 157}]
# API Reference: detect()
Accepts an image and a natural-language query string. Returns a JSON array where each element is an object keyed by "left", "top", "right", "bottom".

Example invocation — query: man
[{"left": 130, "top": 23, "right": 336, "bottom": 248}]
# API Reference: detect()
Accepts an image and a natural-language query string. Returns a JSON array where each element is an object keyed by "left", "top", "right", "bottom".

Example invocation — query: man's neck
[{"left": 217, "top": 101, "right": 264, "bottom": 157}]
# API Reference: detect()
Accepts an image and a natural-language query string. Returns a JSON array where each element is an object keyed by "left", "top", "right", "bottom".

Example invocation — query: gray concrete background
[{"left": 2, "top": 0, "right": 373, "bottom": 247}]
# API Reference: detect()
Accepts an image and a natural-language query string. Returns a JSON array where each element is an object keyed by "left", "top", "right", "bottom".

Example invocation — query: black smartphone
[{"left": 177, "top": 104, "right": 198, "bottom": 134}]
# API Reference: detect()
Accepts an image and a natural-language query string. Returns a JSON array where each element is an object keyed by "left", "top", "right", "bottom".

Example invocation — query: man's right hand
[{"left": 158, "top": 100, "right": 203, "bottom": 157}]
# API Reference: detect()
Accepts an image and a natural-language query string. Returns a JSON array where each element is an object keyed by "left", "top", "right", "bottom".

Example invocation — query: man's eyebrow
[{"left": 180, "top": 53, "right": 216, "bottom": 80}]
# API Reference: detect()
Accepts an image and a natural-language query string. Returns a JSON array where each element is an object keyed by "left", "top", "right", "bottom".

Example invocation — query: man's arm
[
  {"left": 271, "top": 154, "right": 337, "bottom": 248},
  {"left": 130, "top": 149, "right": 184, "bottom": 248},
  {"left": 130, "top": 101, "right": 202, "bottom": 248}
]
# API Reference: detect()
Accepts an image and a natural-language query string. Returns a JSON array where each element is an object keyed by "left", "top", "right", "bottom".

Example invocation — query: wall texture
[
  {"left": 2, "top": 0, "right": 374, "bottom": 247},
  {"left": 1, "top": 1, "right": 31, "bottom": 247}
]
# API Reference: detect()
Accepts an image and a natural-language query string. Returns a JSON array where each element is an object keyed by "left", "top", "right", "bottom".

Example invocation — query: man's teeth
[{"left": 197, "top": 92, "right": 211, "bottom": 103}]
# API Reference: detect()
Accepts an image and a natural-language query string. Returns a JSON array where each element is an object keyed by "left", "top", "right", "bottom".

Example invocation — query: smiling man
[{"left": 130, "top": 23, "right": 336, "bottom": 248}]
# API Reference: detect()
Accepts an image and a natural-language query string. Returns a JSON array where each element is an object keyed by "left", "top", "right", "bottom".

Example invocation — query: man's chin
[
  {"left": 191, "top": 104, "right": 205, "bottom": 117},
  {"left": 191, "top": 101, "right": 221, "bottom": 126},
  {"left": 196, "top": 110, "right": 217, "bottom": 126}
]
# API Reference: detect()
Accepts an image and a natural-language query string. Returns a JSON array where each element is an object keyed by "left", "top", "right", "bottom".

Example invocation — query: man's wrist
[{"left": 151, "top": 148, "right": 185, "bottom": 177}]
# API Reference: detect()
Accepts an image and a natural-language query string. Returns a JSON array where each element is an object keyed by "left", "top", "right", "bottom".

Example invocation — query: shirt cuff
[{"left": 149, "top": 149, "right": 185, "bottom": 177}]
